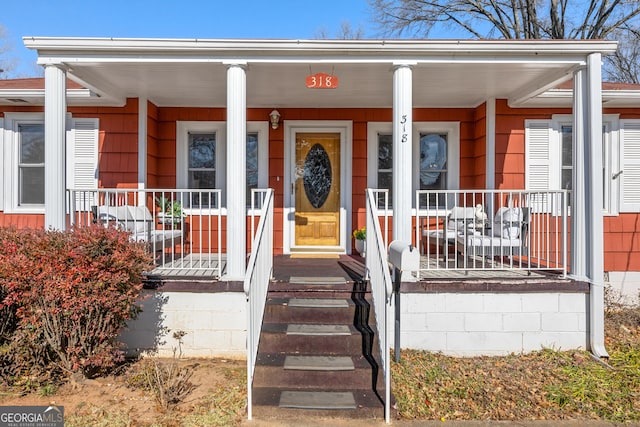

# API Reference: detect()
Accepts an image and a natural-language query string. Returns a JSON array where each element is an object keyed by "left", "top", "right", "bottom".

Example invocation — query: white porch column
[
  {"left": 585, "top": 53, "right": 608, "bottom": 358},
  {"left": 225, "top": 63, "right": 247, "bottom": 280},
  {"left": 572, "top": 67, "right": 588, "bottom": 280},
  {"left": 44, "top": 64, "right": 67, "bottom": 230},
  {"left": 392, "top": 63, "right": 414, "bottom": 245}
]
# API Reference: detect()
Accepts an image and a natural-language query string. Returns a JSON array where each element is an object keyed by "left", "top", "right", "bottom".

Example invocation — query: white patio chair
[{"left": 455, "top": 206, "right": 530, "bottom": 269}]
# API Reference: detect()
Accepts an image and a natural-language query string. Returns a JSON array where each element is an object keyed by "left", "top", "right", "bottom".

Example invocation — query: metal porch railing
[
  {"left": 415, "top": 189, "right": 568, "bottom": 277},
  {"left": 365, "top": 188, "right": 392, "bottom": 424},
  {"left": 67, "top": 188, "right": 223, "bottom": 277},
  {"left": 244, "top": 188, "right": 274, "bottom": 420}
]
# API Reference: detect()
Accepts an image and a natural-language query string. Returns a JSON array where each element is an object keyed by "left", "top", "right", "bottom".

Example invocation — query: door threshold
[{"left": 289, "top": 253, "right": 341, "bottom": 259}]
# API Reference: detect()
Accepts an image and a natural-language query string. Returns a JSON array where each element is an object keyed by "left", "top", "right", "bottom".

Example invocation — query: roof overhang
[{"left": 14, "top": 37, "right": 620, "bottom": 108}]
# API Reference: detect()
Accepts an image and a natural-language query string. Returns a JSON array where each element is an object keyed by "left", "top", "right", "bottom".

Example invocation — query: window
[
  {"left": 367, "top": 121, "right": 460, "bottom": 211},
  {"left": 176, "top": 121, "right": 269, "bottom": 210},
  {"left": 526, "top": 115, "right": 621, "bottom": 215},
  {"left": 17, "top": 123, "right": 45, "bottom": 206},
  {"left": 375, "top": 132, "right": 393, "bottom": 205},
  {"left": 188, "top": 132, "right": 217, "bottom": 207},
  {"left": 3, "top": 114, "right": 47, "bottom": 213},
  {"left": 418, "top": 132, "right": 448, "bottom": 207},
  {"left": 2, "top": 113, "right": 98, "bottom": 214},
  {"left": 246, "top": 132, "right": 259, "bottom": 205}
]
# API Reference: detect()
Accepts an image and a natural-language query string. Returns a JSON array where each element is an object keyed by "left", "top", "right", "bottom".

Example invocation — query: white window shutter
[
  {"left": 620, "top": 120, "right": 640, "bottom": 212},
  {"left": 526, "top": 120, "right": 552, "bottom": 213},
  {"left": 67, "top": 118, "right": 99, "bottom": 211}
]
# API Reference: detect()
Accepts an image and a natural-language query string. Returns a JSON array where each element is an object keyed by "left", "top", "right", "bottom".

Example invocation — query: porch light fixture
[{"left": 269, "top": 109, "right": 281, "bottom": 129}]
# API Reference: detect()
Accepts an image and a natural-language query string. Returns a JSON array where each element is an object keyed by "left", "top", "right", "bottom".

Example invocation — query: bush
[{"left": 0, "top": 225, "right": 153, "bottom": 381}]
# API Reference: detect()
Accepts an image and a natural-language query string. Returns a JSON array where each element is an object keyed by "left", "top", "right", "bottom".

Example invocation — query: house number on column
[{"left": 400, "top": 115, "right": 408, "bottom": 143}]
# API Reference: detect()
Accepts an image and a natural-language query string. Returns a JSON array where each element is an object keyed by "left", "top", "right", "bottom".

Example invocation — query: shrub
[
  {"left": 0, "top": 225, "right": 153, "bottom": 380},
  {"left": 126, "top": 331, "right": 195, "bottom": 411}
]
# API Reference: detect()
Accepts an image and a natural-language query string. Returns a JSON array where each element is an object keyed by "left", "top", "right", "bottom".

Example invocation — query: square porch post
[{"left": 44, "top": 64, "right": 67, "bottom": 230}]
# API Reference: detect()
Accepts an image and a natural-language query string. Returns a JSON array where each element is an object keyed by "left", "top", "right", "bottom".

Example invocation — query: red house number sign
[{"left": 306, "top": 72, "right": 339, "bottom": 89}]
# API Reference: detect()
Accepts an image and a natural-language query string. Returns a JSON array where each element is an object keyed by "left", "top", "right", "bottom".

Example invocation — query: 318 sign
[{"left": 306, "top": 73, "right": 339, "bottom": 89}]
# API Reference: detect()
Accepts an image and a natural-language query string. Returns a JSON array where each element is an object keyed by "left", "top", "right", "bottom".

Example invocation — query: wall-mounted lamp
[{"left": 269, "top": 109, "right": 281, "bottom": 129}]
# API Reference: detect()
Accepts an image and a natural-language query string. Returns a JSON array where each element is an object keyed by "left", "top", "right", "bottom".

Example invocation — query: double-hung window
[
  {"left": 187, "top": 131, "right": 217, "bottom": 207},
  {"left": 2, "top": 115, "right": 46, "bottom": 212},
  {"left": 17, "top": 123, "right": 45, "bottom": 206},
  {"left": 367, "top": 121, "right": 460, "bottom": 211},
  {"left": 1, "top": 113, "right": 98, "bottom": 214},
  {"left": 526, "top": 114, "right": 627, "bottom": 215},
  {"left": 177, "top": 121, "right": 269, "bottom": 211}
]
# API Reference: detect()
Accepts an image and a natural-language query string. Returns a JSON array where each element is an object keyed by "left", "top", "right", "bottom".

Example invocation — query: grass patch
[
  {"left": 65, "top": 405, "right": 132, "bottom": 427},
  {"left": 392, "top": 304, "right": 640, "bottom": 422},
  {"left": 181, "top": 365, "right": 247, "bottom": 427}
]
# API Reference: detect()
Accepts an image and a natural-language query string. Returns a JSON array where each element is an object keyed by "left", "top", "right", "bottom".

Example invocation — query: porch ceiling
[
  {"left": 21, "top": 38, "right": 620, "bottom": 108},
  {"left": 62, "top": 61, "right": 569, "bottom": 108}
]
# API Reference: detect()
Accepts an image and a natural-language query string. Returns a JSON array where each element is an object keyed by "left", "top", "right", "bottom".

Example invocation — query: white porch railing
[
  {"left": 365, "top": 188, "right": 392, "bottom": 424},
  {"left": 415, "top": 189, "right": 568, "bottom": 276},
  {"left": 244, "top": 188, "right": 274, "bottom": 421},
  {"left": 67, "top": 188, "right": 223, "bottom": 276}
]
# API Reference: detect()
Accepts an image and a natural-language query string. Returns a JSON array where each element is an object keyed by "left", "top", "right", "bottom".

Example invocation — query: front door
[{"left": 294, "top": 132, "right": 341, "bottom": 247}]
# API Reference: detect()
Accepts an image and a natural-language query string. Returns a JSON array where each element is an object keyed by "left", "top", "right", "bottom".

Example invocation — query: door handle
[{"left": 612, "top": 170, "right": 623, "bottom": 180}]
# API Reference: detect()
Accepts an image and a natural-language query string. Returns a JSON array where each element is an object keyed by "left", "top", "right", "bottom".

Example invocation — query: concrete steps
[{"left": 250, "top": 279, "right": 389, "bottom": 420}]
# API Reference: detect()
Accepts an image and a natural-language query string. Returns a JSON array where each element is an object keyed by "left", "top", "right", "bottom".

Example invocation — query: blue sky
[{"left": 1, "top": 0, "right": 378, "bottom": 77}]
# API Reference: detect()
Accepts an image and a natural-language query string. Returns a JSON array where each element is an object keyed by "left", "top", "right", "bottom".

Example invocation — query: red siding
[{"left": 3, "top": 99, "right": 640, "bottom": 272}]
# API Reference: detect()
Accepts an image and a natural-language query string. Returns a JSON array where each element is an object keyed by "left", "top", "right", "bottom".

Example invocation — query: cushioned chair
[
  {"left": 97, "top": 205, "right": 183, "bottom": 253},
  {"left": 455, "top": 206, "right": 530, "bottom": 268},
  {"left": 423, "top": 206, "right": 478, "bottom": 264}
]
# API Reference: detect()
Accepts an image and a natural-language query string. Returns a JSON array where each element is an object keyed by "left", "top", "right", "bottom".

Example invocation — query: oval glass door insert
[{"left": 303, "top": 143, "right": 332, "bottom": 208}]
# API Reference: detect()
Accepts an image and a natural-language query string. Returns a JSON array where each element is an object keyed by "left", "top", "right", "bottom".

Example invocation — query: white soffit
[{"left": 21, "top": 38, "right": 619, "bottom": 108}]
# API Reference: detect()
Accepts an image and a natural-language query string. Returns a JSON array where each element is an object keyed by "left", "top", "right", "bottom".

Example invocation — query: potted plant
[
  {"left": 155, "top": 196, "right": 184, "bottom": 227},
  {"left": 352, "top": 226, "right": 366, "bottom": 257}
]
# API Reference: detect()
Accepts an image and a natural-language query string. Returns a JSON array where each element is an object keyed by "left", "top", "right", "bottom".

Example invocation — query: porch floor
[{"left": 145, "top": 253, "right": 570, "bottom": 288}]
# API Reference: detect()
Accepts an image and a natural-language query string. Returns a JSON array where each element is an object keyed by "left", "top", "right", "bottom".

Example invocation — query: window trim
[
  {"left": 550, "top": 114, "right": 620, "bottom": 216},
  {"left": 2, "top": 113, "right": 46, "bottom": 214},
  {"left": 367, "top": 121, "right": 461, "bottom": 212},
  {"left": 247, "top": 121, "right": 269, "bottom": 213},
  {"left": 177, "top": 121, "right": 226, "bottom": 212},
  {"left": 412, "top": 122, "right": 460, "bottom": 194},
  {"left": 176, "top": 121, "right": 269, "bottom": 213}
]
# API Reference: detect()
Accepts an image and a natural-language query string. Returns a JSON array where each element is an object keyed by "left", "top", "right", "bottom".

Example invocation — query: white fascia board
[
  {"left": 24, "top": 38, "right": 618, "bottom": 67},
  {"left": 602, "top": 90, "right": 640, "bottom": 106},
  {"left": 23, "top": 37, "right": 619, "bottom": 55},
  {"left": 0, "top": 88, "right": 95, "bottom": 101}
]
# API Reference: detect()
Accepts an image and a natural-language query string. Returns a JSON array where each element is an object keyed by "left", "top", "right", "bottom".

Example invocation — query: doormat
[{"left": 289, "top": 253, "right": 340, "bottom": 259}]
